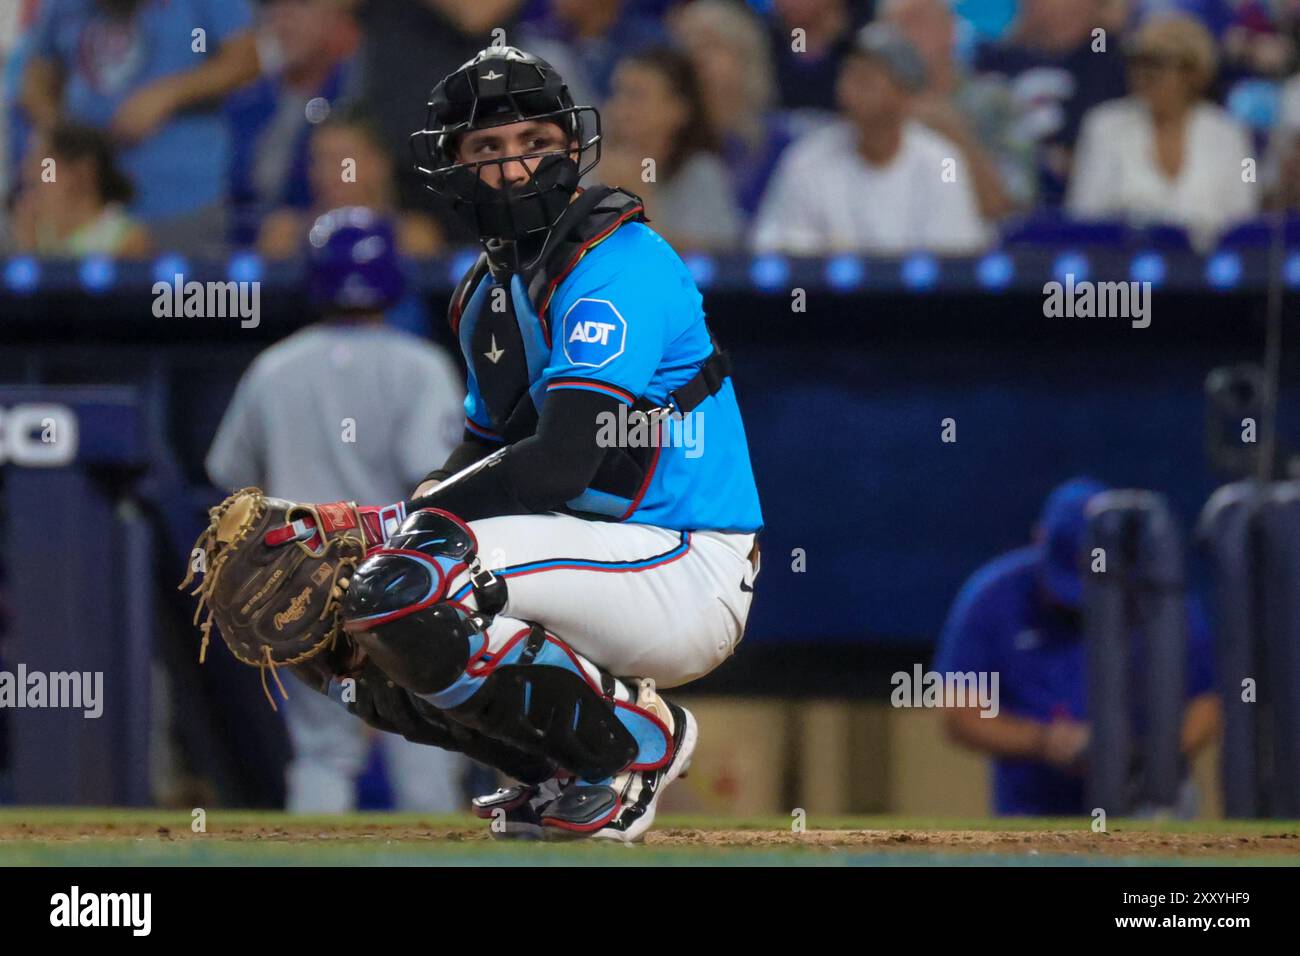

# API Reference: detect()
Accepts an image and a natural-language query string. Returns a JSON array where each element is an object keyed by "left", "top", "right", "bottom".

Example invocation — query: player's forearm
[
  {"left": 415, "top": 389, "right": 616, "bottom": 520},
  {"left": 160, "top": 31, "right": 259, "bottom": 111},
  {"left": 420, "top": 433, "right": 500, "bottom": 487},
  {"left": 944, "top": 708, "right": 1047, "bottom": 760}
]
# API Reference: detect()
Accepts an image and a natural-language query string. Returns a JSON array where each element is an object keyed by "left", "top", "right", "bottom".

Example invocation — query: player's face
[{"left": 455, "top": 119, "right": 575, "bottom": 190}]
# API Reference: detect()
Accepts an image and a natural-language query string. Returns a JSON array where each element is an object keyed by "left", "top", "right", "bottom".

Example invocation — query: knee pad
[
  {"left": 340, "top": 507, "right": 502, "bottom": 693},
  {"left": 346, "top": 602, "right": 475, "bottom": 694}
]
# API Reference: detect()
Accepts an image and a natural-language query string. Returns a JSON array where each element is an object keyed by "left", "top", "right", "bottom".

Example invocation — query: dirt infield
[
  {"left": 648, "top": 827, "right": 1300, "bottom": 857},
  {"left": 0, "top": 813, "right": 1297, "bottom": 862}
]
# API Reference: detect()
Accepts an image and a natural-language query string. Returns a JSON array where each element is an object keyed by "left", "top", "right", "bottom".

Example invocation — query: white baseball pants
[{"left": 443, "top": 513, "right": 758, "bottom": 688}]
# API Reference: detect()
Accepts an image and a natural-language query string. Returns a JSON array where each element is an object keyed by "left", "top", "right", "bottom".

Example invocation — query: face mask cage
[{"left": 411, "top": 104, "right": 602, "bottom": 243}]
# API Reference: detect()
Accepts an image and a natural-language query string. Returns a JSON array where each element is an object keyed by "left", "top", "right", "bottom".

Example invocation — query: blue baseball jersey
[
  {"left": 462, "top": 221, "right": 762, "bottom": 533},
  {"left": 933, "top": 546, "right": 1214, "bottom": 816}
]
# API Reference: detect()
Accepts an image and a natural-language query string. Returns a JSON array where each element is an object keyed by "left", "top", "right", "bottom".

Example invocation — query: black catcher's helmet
[{"left": 411, "top": 45, "right": 601, "bottom": 247}]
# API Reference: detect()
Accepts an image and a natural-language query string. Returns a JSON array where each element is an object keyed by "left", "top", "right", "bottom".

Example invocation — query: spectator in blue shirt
[
  {"left": 255, "top": 105, "right": 441, "bottom": 336},
  {"left": 19, "top": 0, "right": 258, "bottom": 255},
  {"left": 934, "top": 477, "right": 1221, "bottom": 816},
  {"left": 226, "top": 0, "right": 360, "bottom": 247},
  {"left": 255, "top": 104, "right": 442, "bottom": 262}
]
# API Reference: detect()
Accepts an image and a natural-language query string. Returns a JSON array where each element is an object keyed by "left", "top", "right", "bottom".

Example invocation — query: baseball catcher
[{"left": 184, "top": 45, "right": 763, "bottom": 842}]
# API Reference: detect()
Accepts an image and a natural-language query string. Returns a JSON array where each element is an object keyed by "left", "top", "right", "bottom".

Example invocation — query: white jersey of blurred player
[{"left": 207, "top": 320, "right": 468, "bottom": 813}]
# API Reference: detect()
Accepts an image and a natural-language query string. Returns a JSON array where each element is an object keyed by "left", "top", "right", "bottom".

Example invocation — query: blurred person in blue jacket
[
  {"left": 934, "top": 477, "right": 1221, "bottom": 816},
  {"left": 226, "top": 0, "right": 360, "bottom": 246},
  {"left": 19, "top": 0, "right": 259, "bottom": 256},
  {"left": 256, "top": 104, "right": 442, "bottom": 262},
  {"left": 255, "top": 103, "right": 442, "bottom": 335},
  {"left": 206, "top": 207, "right": 468, "bottom": 813}
]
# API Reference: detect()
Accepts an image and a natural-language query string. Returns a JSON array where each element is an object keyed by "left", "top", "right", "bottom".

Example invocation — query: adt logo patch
[{"left": 562, "top": 298, "right": 626, "bottom": 369}]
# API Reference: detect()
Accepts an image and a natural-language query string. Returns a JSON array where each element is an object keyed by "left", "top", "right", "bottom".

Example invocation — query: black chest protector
[{"left": 448, "top": 185, "right": 732, "bottom": 519}]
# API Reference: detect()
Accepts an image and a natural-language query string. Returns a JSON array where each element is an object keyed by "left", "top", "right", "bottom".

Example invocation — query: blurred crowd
[{"left": 4, "top": 0, "right": 1300, "bottom": 259}]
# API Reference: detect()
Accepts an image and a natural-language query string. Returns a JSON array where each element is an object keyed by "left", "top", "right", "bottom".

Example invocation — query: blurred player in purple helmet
[{"left": 206, "top": 207, "right": 468, "bottom": 813}]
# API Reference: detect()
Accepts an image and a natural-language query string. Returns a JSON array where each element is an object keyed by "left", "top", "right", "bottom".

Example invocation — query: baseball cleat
[
  {"left": 540, "top": 688, "right": 698, "bottom": 844},
  {"left": 472, "top": 776, "right": 568, "bottom": 840}
]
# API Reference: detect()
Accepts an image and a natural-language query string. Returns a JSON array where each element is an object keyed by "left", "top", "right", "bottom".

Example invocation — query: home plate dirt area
[{"left": 0, "top": 811, "right": 1296, "bottom": 865}]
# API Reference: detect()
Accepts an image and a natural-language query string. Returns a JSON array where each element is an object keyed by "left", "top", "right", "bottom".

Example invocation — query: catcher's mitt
[{"left": 179, "top": 488, "right": 370, "bottom": 708}]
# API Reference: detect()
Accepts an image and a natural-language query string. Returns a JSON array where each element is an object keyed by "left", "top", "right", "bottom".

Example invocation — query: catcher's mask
[{"left": 410, "top": 45, "right": 601, "bottom": 259}]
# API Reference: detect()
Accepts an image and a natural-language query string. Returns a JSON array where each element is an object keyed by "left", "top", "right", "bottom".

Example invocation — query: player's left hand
[{"left": 412, "top": 478, "right": 442, "bottom": 499}]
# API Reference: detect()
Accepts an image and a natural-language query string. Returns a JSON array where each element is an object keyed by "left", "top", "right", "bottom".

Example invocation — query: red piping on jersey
[
  {"left": 545, "top": 379, "right": 636, "bottom": 404},
  {"left": 619, "top": 442, "right": 662, "bottom": 521},
  {"left": 448, "top": 269, "right": 475, "bottom": 337},
  {"left": 465, "top": 418, "right": 504, "bottom": 442}
]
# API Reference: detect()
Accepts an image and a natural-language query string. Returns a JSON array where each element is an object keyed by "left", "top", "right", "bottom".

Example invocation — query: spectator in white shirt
[
  {"left": 1067, "top": 13, "right": 1258, "bottom": 250},
  {"left": 751, "top": 23, "right": 989, "bottom": 255}
]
